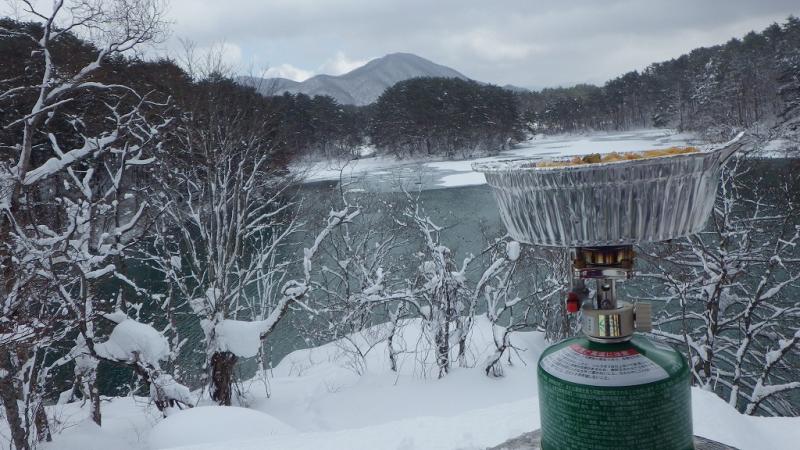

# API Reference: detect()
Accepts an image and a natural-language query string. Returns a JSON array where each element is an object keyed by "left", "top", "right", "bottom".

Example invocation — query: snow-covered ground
[
  {"left": 33, "top": 316, "right": 800, "bottom": 450},
  {"left": 293, "top": 129, "right": 698, "bottom": 190}
]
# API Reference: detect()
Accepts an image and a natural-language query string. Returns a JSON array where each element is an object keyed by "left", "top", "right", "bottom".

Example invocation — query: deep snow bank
[
  {"left": 149, "top": 406, "right": 295, "bottom": 449},
  {"left": 32, "top": 316, "right": 800, "bottom": 450}
]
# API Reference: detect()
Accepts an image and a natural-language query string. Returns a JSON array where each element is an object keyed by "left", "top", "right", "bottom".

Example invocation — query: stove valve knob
[
  {"left": 634, "top": 302, "right": 653, "bottom": 332},
  {"left": 566, "top": 291, "right": 581, "bottom": 313}
]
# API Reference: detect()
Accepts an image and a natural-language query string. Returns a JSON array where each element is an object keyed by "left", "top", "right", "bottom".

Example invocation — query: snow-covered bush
[
  {"left": 93, "top": 313, "right": 194, "bottom": 412},
  {"left": 147, "top": 113, "right": 360, "bottom": 405},
  {"left": 302, "top": 190, "right": 567, "bottom": 380}
]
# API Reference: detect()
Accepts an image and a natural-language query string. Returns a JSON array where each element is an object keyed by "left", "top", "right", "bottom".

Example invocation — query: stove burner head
[
  {"left": 567, "top": 245, "right": 649, "bottom": 341},
  {"left": 573, "top": 246, "right": 635, "bottom": 279}
]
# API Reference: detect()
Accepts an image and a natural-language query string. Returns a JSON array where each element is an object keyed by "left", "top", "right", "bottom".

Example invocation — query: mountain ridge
[{"left": 238, "top": 52, "right": 475, "bottom": 106}]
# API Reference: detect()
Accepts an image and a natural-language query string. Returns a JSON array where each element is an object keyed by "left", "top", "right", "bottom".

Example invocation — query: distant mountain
[{"left": 238, "top": 53, "right": 470, "bottom": 106}]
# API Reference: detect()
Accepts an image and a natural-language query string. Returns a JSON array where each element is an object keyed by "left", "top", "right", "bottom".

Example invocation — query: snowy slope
[
  {"left": 241, "top": 53, "right": 469, "bottom": 105},
  {"left": 32, "top": 316, "right": 800, "bottom": 450}
]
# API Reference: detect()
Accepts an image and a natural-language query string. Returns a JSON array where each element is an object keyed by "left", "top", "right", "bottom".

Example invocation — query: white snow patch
[
  {"left": 34, "top": 316, "right": 800, "bottom": 450},
  {"left": 103, "top": 311, "right": 129, "bottom": 324},
  {"left": 215, "top": 319, "right": 267, "bottom": 358},
  {"left": 168, "top": 400, "right": 535, "bottom": 450},
  {"left": 358, "top": 146, "right": 376, "bottom": 157},
  {"left": 506, "top": 241, "right": 520, "bottom": 261},
  {"left": 94, "top": 319, "right": 170, "bottom": 366},
  {"left": 691, "top": 389, "right": 800, "bottom": 450},
  {"left": 149, "top": 406, "right": 295, "bottom": 449},
  {"left": 758, "top": 138, "right": 799, "bottom": 158},
  {"left": 40, "top": 396, "right": 162, "bottom": 450},
  {"left": 151, "top": 374, "right": 195, "bottom": 409},
  {"left": 438, "top": 171, "right": 486, "bottom": 187}
]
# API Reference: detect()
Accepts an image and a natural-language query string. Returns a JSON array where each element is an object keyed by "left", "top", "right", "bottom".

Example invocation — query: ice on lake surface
[{"left": 294, "top": 129, "right": 697, "bottom": 192}]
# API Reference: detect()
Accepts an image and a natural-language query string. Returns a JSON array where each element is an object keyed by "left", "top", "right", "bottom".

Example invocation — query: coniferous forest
[
  {"left": 5, "top": 17, "right": 797, "bottom": 166},
  {"left": 518, "top": 17, "right": 800, "bottom": 140}
]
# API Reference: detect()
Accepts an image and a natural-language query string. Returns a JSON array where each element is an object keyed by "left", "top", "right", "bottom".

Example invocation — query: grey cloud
[{"left": 162, "top": 0, "right": 800, "bottom": 88}]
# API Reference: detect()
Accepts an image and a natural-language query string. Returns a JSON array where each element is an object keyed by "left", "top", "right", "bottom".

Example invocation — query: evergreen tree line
[
  {"left": 239, "top": 77, "right": 524, "bottom": 161},
  {"left": 19, "top": 13, "right": 786, "bottom": 165},
  {"left": 517, "top": 17, "right": 800, "bottom": 140},
  {"left": 0, "top": 18, "right": 307, "bottom": 168},
  {"left": 254, "top": 77, "right": 523, "bottom": 160},
  {"left": 368, "top": 77, "right": 522, "bottom": 158},
  {"left": 0, "top": 17, "right": 383, "bottom": 167},
  {"left": 268, "top": 92, "right": 366, "bottom": 160}
]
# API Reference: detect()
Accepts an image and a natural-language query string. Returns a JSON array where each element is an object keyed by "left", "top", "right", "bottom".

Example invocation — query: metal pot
[{"left": 472, "top": 133, "right": 746, "bottom": 247}]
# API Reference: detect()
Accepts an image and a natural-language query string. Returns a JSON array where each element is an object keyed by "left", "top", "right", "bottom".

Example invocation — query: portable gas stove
[{"left": 473, "top": 133, "right": 745, "bottom": 450}]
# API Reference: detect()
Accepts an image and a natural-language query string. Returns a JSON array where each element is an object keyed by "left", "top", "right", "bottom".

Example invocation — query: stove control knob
[
  {"left": 566, "top": 291, "right": 581, "bottom": 313},
  {"left": 634, "top": 302, "right": 653, "bottom": 332}
]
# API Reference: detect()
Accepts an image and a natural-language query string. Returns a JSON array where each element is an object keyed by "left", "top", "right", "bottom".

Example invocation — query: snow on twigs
[
  {"left": 94, "top": 317, "right": 170, "bottom": 367},
  {"left": 150, "top": 374, "right": 195, "bottom": 412},
  {"left": 506, "top": 241, "right": 520, "bottom": 261}
]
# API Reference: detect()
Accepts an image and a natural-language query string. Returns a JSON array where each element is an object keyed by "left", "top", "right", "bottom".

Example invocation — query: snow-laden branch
[
  {"left": 745, "top": 329, "right": 800, "bottom": 414},
  {"left": 642, "top": 156, "right": 800, "bottom": 415}
]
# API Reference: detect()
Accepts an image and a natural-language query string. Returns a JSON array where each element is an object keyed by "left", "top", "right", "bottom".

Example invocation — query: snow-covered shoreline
[
  {"left": 293, "top": 129, "right": 798, "bottom": 191},
  {"left": 34, "top": 317, "right": 800, "bottom": 450},
  {"left": 291, "top": 129, "right": 699, "bottom": 189}
]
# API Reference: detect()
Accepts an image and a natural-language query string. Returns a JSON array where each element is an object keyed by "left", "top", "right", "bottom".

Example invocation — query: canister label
[{"left": 539, "top": 343, "right": 668, "bottom": 386}]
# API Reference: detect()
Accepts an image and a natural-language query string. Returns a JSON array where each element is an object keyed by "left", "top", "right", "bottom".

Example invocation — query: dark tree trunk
[
  {"left": 34, "top": 402, "right": 51, "bottom": 442},
  {"left": 210, "top": 351, "right": 238, "bottom": 406},
  {"left": 485, "top": 331, "right": 511, "bottom": 378},
  {"left": 435, "top": 325, "right": 449, "bottom": 379},
  {"left": 387, "top": 327, "right": 398, "bottom": 372},
  {"left": 0, "top": 349, "right": 28, "bottom": 450},
  {"left": 457, "top": 333, "right": 467, "bottom": 367},
  {"left": 79, "top": 373, "right": 102, "bottom": 426},
  {"left": 26, "top": 359, "right": 51, "bottom": 443},
  {"left": 436, "top": 301, "right": 451, "bottom": 379}
]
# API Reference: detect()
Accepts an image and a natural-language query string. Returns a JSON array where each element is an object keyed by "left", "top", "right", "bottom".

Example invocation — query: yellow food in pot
[{"left": 535, "top": 146, "right": 699, "bottom": 167}]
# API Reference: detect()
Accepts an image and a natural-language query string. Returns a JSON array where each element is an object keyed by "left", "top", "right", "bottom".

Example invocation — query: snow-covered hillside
[{"left": 34, "top": 317, "right": 800, "bottom": 450}]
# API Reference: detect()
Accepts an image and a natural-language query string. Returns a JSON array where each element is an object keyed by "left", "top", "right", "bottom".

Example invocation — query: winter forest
[{"left": 1, "top": 1, "right": 799, "bottom": 450}]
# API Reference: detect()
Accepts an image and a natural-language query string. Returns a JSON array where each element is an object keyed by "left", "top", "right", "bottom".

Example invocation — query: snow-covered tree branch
[
  {"left": 640, "top": 154, "right": 800, "bottom": 415},
  {"left": 145, "top": 76, "right": 361, "bottom": 406},
  {"left": 0, "top": 3, "right": 169, "bottom": 448}
]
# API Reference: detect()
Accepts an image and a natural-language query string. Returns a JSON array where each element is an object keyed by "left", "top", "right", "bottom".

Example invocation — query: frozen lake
[{"left": 296, "top": 129, "right": 698, "bottom": 191}]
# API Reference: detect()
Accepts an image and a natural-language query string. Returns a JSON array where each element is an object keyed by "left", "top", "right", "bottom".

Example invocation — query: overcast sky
[{"left": 10, "top": 0, "right": 800, "bottom": 88}]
